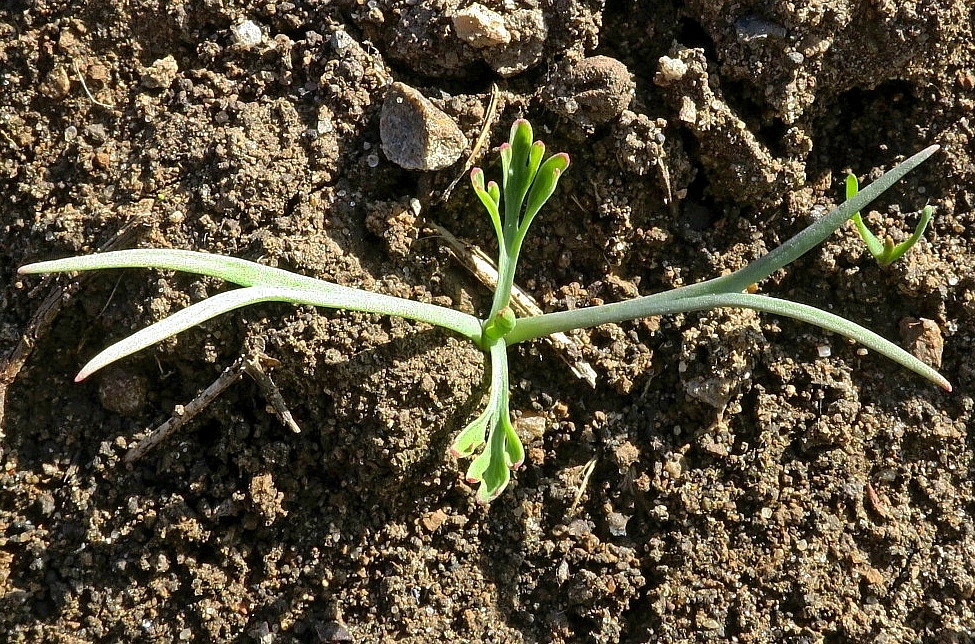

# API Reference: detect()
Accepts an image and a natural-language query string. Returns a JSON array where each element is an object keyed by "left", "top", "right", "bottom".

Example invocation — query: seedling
[
  {"left": 846, "top": 173, "right": 934, "bottom": 266},
  {"left": 19, "top": 120, "right": 949, "bottom": 502}
]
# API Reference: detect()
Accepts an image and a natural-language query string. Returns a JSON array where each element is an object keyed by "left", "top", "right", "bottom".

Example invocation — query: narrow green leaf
[
  {"left": 503, "top": 120, "right": 536, "bottom": 235},
  {"left": 500, "top": 409, "right": 524, "bottom": 469},
  {"left": 466, "top": 446, "right": 493, "bottom": 484},
  {"left": 499, "top": 141, "right": 513, "bottom": 194},
  {"left": 19, "top": 250, "right": 484, "bottom": 343},
  {"left": 508, "top": 291, "right": 950, "bottom": 391},
  {"left": 848, "top": 174, "right": 886, "bottom": 257},
  {"left": 639, "top": 144, "right": 939, "bottom": 299},
  {"left": 487, "top": 181, "right": 501, "bottom": 207},
  {"left": 73, "top": 286, "right": 292, "bottom": 380},
  {"left": 476, "top": 419, "right": 512, "bottom": 502},
  {"left": 471, "top": 168, "right": 504, "bottom": 245},
  {"left": 450, "top": 409, "right": 491, "bottom": 458},
  {"left": 518, "top": 153, "right": 570, "bottom": 239},
  {"left": 882, "top": 205, "right": 935, "bottom": 266}
]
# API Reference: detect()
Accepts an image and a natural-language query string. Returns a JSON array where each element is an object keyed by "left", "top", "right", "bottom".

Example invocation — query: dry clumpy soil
[{"left": 2, "top": 1, "right": 975, "bottom": 642}]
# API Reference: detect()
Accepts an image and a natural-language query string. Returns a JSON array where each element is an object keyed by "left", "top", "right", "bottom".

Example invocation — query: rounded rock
[
  {"left": 453, "top": 4, "right": 511, "bottom": 48},
  {"left": 97, "top": 367, "right": 149, "bottom": 417},
  {"left": 232, "top": 20, "right": 263, "bottom": 48},
  {"left": 380, "top": 82, "right": 468, "bottom": 171},
  {"left": 546, "top": 56, "right": 634, "bottom": 129}
]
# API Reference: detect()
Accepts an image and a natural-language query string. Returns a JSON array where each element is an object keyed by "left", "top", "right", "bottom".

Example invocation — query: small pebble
[
  {"left": 517, "top": 415, "right": 546, "bottom": 441},
  {"left": 37, "top": 493, "right": 56, "bottom": 515},
  {"left": 97, "top": 367, "right": 149, "bottom": 417},
  {"left": 40, "top": 66, "right": 71, "bottom": 99},
  {"left": 421, "top": 509, "right": 449, "bottom": 532},
  {"left": 232, "top": 20, "right": 263, "bottom": 48},
  {"left": 899, "top": 317, "right": 944, "bottom": 368},
  {"left": 141, "top": 55, "right": 178, "bottom": 89},
  {"left": 330, "top": 29, "right": 355, "bottom": 52},
  {"left": 547, "top": 56, "right": 634, "bottom": 129},
  {"left": 735, "top": 15, "right": 788, "bottom": 42},
  {"left": 607, "top": 512, "right": 630, "bottom": 537},
  {"left": 655, "top": 56, "right": 688, "bottom": 85},
  {"left": 453, "top": 4, "right": 511, "bottom": 48},
  {"left": 380, "top": 82, "right": 467, "bottom": 171},
  {"left": 316, "top": 622, "right": 353, "bottom": 642}
]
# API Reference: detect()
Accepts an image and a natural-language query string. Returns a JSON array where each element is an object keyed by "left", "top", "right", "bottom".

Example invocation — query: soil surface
[{"left": 2, "top": 1, "right": 974, "bottom": 642}]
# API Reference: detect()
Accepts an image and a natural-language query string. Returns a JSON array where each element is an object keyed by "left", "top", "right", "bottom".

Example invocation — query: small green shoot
[
  {"left": 846, "top": 173, "right": 934, "bottom": 266},
  {"left": 18, "top": 120, "right": 949, "bottom": 503}
]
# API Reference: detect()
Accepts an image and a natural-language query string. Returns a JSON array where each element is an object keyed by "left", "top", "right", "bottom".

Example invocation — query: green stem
[{"left": 488, "top": 244, "right": 521, "bottom": 320}]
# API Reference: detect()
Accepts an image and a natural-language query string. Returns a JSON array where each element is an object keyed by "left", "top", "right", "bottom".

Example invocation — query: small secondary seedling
[
  {"left": 846, "top": 173, "right": 934, "bottom": 266},
  {"left": 19, "top": 120, "right": 949, "bottom": 502}
]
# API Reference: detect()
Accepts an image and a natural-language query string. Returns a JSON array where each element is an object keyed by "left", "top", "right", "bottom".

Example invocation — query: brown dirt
[{"left": 2, "top": 1, "right": 974, "bottom": 642}]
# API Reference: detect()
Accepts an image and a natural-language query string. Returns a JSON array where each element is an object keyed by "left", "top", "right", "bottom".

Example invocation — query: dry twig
[{"left": 124, "top": 357, "right": 246, "bottom": 463}]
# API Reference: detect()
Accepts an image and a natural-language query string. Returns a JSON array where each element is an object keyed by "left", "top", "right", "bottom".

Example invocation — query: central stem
[{"left": 488, "top": 251, "right": 519, "bottom": 320}]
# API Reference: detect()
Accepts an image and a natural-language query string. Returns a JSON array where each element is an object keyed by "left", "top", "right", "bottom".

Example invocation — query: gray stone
[{"left": 380, "top": 83, "right": 467, "bottom": 171}]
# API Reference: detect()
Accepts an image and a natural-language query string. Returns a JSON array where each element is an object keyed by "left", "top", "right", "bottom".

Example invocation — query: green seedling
[
  {"left": 846, "top": 173, "right": 934, "bottom": 266},
  {"left": 19, "top": 120, "right": 950, "bottom": 502}
]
